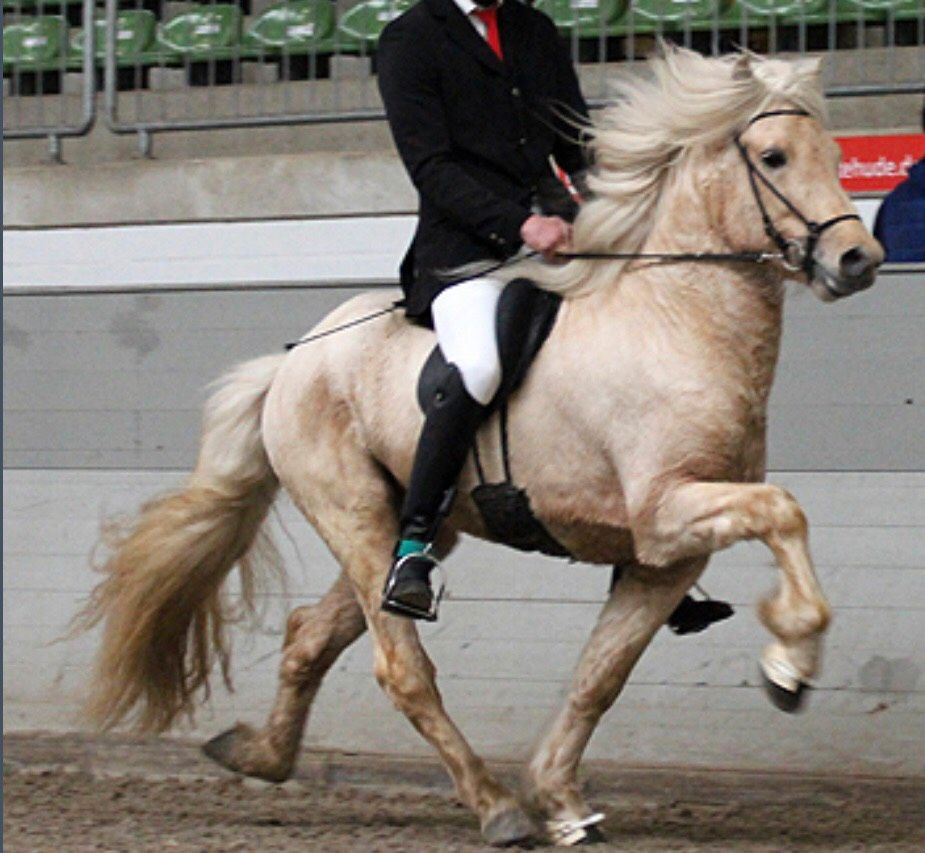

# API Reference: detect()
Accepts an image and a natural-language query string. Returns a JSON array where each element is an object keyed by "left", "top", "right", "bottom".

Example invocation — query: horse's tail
[{"left": 77, "top": 353, "right": 286, "bottom": 733}]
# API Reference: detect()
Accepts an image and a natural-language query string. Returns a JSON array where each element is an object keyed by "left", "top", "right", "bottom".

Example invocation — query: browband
[{"left": 744, "top": 108, "right": 811, "bottom": 130}]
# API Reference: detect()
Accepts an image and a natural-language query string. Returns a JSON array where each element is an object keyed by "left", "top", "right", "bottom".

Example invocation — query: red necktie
[{"left": 473, "top": 7, "right": 503, "bottom": 60}]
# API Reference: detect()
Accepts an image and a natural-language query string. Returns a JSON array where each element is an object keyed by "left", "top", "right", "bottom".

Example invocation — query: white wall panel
[
  {"left": 3, "top": 217, "right": 415, "bottom": 291},
  {"left": 4, "top": 469, "right": 923, "bottom": 776}
]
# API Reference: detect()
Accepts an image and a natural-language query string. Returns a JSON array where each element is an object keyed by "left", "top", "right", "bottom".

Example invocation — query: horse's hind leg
[
  {"left": 343, "top": 527, "right": 536, "bottom": 846},
  {"left": 524, "top": 560, "right": 704, "bottom": 845},
  {"left": 255, "top": 380, "right": 535, "bottom": 845},
  {"left": 203, "top": 571, "right": 366, "bottom": 782}
]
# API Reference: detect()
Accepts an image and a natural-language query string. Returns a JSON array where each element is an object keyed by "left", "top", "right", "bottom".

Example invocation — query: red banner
[{"left": 836, "top": 134, "right": 925, "bottom": 194}]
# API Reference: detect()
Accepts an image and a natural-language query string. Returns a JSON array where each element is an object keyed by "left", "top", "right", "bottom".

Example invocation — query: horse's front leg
[
  {"left": 524, "top": 561, "right": 703, "bottom": 845},
  {"left": 632, "top": 481, "right": 832, "bottom": 709}
]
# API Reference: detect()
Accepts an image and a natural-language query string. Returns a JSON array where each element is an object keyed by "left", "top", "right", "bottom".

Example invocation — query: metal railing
[
  {"left": 3, "top": 0, "right": 924, "bottom": 156},
  {"left": 100, "top": 0, "right": 390, "bottom": 155},
  {"left": 2, "top": 0, "right": 96, "bottom": 158}
]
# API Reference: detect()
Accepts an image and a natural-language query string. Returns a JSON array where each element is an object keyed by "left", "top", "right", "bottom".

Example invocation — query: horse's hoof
[
  {"left": 761, "top": 668, "right": 808, "bottom": 713},
  {"left": 576, "top": 825, "right": 607, "bottom": 844},
  {"left": 202, "top": 726, "right": 246, "bottom": 769},
  {"left": 482, "top": 806, "right": 538, "bottom": 848},
  {"left": 202, "top": 725, "right": 291, "bottom": 783}
]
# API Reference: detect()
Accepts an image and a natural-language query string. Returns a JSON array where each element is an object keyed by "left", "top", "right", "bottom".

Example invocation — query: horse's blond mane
[{"left": 535, "top": 45, "right": 827, "bottom": 297}]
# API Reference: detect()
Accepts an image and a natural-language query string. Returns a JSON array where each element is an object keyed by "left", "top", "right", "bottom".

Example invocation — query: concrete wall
[
  {"left": 4, "top": 263, "right": 922, "bottom": 472},
  {"left": 4, "top": 46, "right": 923, "bottom": 169},
  {"left": 3, "top": 259, "right": 924, "bottom": 775}
]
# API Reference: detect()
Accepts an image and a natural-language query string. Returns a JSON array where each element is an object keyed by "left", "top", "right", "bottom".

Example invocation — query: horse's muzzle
[
  {"left": 838, "top": 245, "right": 879, "bottom": 292},
  {"left": 816, "top": 245, "right": 879, "bottom": 299}
]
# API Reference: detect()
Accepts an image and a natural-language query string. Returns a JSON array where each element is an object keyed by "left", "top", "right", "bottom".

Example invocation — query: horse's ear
[{"left": 732, "top": 54, "right": 753, "bottom": 81}]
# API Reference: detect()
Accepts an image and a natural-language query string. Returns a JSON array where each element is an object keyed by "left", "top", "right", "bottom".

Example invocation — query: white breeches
[{"left": 431, "top": 276, "right": 505, "bottom": 406}]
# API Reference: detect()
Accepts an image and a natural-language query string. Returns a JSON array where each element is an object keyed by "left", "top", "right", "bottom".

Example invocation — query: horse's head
[
  {"left": 718, "top": 59, "right": 883, "bottom": 302},
  {"left": 547, "top": 47, "right": 884, "bottom": 303}
]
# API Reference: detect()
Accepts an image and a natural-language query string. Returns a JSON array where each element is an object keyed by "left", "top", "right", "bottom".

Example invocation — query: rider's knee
[{"left": 456, "top": 356, "right": 502, "bottom": 406}]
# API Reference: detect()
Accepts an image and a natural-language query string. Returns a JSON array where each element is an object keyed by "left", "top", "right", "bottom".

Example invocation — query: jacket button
[
  {"left": 511, "top": 86, "right": 520, "bottom": 97},
  {"left": 518, "top": 137, "right": 527, "bottom": 146}
]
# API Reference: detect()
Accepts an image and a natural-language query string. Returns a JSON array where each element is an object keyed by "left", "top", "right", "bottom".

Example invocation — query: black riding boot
[
  {"left": 609, "top": 566, "right": 735, "bottom": 635},
  {"left": 382, "top": 365, "right": 488, "bottom": 621}
]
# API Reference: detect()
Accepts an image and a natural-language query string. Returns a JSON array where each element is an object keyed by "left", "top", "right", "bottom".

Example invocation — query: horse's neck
[
  {"left": 620, "top": 167, "right": 786, "bottom": 395},
  {"left": 555, "top": 176, "right": 786, "bottom": 447}
]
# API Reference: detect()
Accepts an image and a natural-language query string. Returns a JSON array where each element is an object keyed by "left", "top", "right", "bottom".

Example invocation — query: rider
[
  {"left": 377, "top": 0, "right": 734, "bottom": 635},
  {"left": 376, "top": 0, "right": 588, "bottom": 620}
]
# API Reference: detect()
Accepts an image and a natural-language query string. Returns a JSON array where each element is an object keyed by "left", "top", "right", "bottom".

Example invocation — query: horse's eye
[{"left": 761, "top": 148, "right": 787, "bottom": 169}]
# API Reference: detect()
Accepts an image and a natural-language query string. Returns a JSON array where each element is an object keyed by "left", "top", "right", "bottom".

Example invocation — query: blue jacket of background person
[{"left": 873, "top": 158, "right": 925, "bottom": 262}]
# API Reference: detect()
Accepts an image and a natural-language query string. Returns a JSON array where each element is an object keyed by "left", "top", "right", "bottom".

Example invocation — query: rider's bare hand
[{"left": 520, "top": 215, "right": 572, "bottom": 262}]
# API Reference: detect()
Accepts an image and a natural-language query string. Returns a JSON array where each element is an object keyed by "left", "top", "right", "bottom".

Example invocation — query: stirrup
[{"left": 381, "top": 551, "right": 446, "bottom": 622}]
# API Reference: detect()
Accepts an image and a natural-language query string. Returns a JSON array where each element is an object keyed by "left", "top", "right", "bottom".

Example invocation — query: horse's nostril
[{"left": 839, "top": 246, "right": 875, "bottom": 282}]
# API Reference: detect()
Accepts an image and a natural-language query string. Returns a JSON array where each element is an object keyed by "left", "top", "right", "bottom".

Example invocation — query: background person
[{"left": 873, "top": 105, "right": 925, "bottom": 262}]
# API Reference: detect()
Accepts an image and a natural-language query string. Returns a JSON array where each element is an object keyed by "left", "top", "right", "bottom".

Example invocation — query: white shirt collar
[{"left": 453, "top": 0, "right": 501, "bottom": 15}]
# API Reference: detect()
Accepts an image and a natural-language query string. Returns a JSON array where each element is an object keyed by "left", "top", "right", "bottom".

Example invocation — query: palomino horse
[{"left": 80, "top": 47, "right": 882, "bottom": 846}]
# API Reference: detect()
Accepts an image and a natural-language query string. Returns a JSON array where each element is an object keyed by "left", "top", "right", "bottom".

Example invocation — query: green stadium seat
[
  {"left": 841, "top": 0, "right": 922, "bottom": 11},
  {"left": 889, "top": 0, "right": 924, "bottom": 23},
  {"left": 67, "top": 10, "right": 157, "bottom": 64},
  {"left": 336, "top": 0, "right": 415, "bottom": 53},
  {"left": 627, "top": 0, "right": 727, "bottom": 24},
  {"left": 3, "top": 15, "right": 66, "bottom": 72},
  {"left": 242, "top": 0, "right": 337, "bottom": 54},
  {"left": 775, "top": 0, "right": 904, "bottom": 25},
  {"left": 156, "top": 4, "right": 243, "bottom": 60},
  {"left": 608, "top": 0, "right": 731, "bottom": 35},
  {"left": 535, "top": 0, "right": 627, "bottom": 35},
  {"left": 733, "top": 0, "right": 828, "bottom": 17},
  {"left": 839, "top": 0, "right": 924, "bottom": 23},
  {"left": 2, "top": 0, "right": 79, "bottom": 8},
  {"left": 632, "top": 0, "right": 724, "bottom": 24},
  {"left": 717, "top": 0, "right": 828, "bottom": 26}
]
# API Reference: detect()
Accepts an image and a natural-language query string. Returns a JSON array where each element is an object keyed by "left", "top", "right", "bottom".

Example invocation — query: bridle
[
  {"left": 732, "top": 108, "right": 861, "bottom": 275},
  {"left": 563, "top": 108, "right": 861, "bottom": 275}
]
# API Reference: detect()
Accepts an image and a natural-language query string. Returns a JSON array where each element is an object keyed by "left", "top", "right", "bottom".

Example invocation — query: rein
[
  {"left": 287, "top": 109, "right": 857, "bottom": 350},
  {"left": 557, "top": 249, "right": 778, "bottom": 264}
]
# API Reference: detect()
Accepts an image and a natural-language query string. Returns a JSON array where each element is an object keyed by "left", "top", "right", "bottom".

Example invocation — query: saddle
[{"left": 416, "top": 278, "right": 570, "bottom": 558}]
